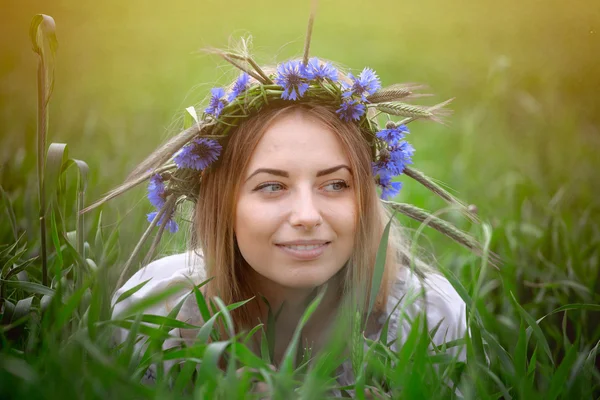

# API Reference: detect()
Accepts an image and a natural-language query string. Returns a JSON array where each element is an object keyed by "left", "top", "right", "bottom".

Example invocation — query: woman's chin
[{"left": 275, "top": 270, "right": 335, "bottom": 291}]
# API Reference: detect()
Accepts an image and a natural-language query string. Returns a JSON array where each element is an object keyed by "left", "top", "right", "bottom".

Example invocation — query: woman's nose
[{"left": 288, "top": 188, "right": 323, "bottom": 230}]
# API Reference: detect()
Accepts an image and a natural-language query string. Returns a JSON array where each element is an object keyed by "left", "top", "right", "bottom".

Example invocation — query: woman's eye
[
  {"left": 255, "top": 183, "right": 285, "bottom": 193},
  {"left": 323, "top": 180, "right": 349, "bottom": 192}
]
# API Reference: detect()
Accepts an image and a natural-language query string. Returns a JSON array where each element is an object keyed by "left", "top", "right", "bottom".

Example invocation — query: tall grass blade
[
  {"left": 0, "top": 280, "right": 55, "bottom": 297},
  {"left": 379, "top": 295, "right": 404, "bottom": 344},
  {"left": 49, "top": 207, "right": 63, "bottom": 275},
  {"left": 476, "top": 361, "right": 513, "bottom": 400},
  {"left": 61, "top": 230, "right": 91, "bottom": 275},
  {"left": 510, "top": 291, "right": 554, "bottom": 365},
  {"left": 3, "top": 257, "right": 37, "bottom": 282},
  {"left": 93, "top": 211, "right": 105, "bottom": 259},
  {"left": 261, "top": 295, "right": 277, "bottom": 364},
  {"left": 50, "top": 279, "right": 90, "bottom": 334},
  {"left": 31, "top": 14, "right": 58, "bottom": 287},
  {"left": 528, "top": 303, "right": 600, "bottom": 333},
  {"left": 196, "top": 311, "right": 220, "bottom": 344},
  {"left": 213, "top": 297, "right": 235, "bottom": 339},
  {"left": 124, "top": 314, "right": 199, "bottom": 330},
  {"left": 243, "top": 323, "right": 264, "bottom": 345},
  {"left": 278, "top": 286, "right": 326, "bottom": 374},
  {"left": 75, "top": 335, "right": 152, "bottom": 397},
  {"left": 0, "top": 355, "right": 38, "bottom": 383},
  {"left": 87, "top": 267, "right": 107, "bottom": 341},
  {"left": 11, "top": 297, "right": 34, "bottom": 324},
  {"left": 113, "top": 284, "right": 188, "bottom": 319},
  {"left": 196, "top": 340, "right": 230, "bottom": 386},
  {"left": 190, "top": 277, "right": 213, "bottom": 323},
  {"left": 260, "top": 327, "right": 271, "bottom": 364},
  {"left": 0, "top": 233, "right": 26, "bottom": 262},
  {"left": 547, "top": 341, "right": 578, "bottom": 400},
  {"left": 1, "top": 237, "right": 28, "bottom": 278},
  {"left": 351, "top": 309, "right": 364, "bottom": 384},
  {"left": 72, "top": 159, "right": 89, "bottom": 259},
  {"left": 114, "top": 278, "right": 152, "bottom": 305},
  {"left": 0, "top": 186, "right": 18, "bottom": 241}
]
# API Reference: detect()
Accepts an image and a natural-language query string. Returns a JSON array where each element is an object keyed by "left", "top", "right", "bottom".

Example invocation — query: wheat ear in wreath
[{"left": 382, "top": 201, "right": 501, "bottom": 268}]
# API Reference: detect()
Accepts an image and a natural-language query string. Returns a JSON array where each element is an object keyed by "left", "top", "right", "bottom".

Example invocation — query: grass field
[{"left": 1, "top": 0, "right": 599, "bottom": 398}]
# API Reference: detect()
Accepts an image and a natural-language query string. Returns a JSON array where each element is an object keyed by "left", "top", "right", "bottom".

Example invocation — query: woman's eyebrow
[
  {"left": 245, "top": 164, "right": 352, "bottom": 182},
  {"left": 316, "top": 164, "right": 352, "bottom": 177},
  {"left": 246, "top": 168, "right": 289, "bottom": 182}
]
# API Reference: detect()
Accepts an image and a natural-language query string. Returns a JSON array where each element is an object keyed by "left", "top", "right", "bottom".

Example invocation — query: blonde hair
[{"left": 192, "top": 103, "right": 417, "bottom": 331}]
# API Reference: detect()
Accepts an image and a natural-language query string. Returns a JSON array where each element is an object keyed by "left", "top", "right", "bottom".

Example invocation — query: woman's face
[{"left": 235, "top": 110, "right": 357, "bottom": 290}]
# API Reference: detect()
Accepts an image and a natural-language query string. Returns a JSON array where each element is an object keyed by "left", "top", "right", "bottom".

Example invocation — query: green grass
[{"left": 1, "top": 2, "right": 599, "bottom": 399}]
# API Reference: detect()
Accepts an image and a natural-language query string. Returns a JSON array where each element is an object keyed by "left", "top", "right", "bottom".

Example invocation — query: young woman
[{"left": 103, "top": 33, "right": 481, "bottom": 390}]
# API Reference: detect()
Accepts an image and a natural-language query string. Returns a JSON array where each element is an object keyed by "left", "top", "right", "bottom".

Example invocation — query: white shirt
[{"left": 112, "top": 252, "right": 467, "bottom": 386}]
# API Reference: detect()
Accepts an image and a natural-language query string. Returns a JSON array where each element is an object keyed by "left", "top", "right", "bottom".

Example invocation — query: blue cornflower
[
  {"left": 372, "top": 140, "right": 415, "bottom": 176},
  {"left": 372, "top": 159, "right": 398, "bottom": 179},
  {"left": 389, "top": 141, "right": 415, "bottom": 173},
  {"left": 227, "top": 73, "right": 250, "bottom": 102},
  {"left": 305, "top": 57, "right": 338, "bottom": 81},
  {"left": 205, "top": 87, "right": 228, "bottom": 118},
  {"left": 274, "top": 60, "right": 310, "bottom": 100},
  {"left": 378, "top": 171, "right": 403, "bottom": 200},
  {"left": 336, "top": 99, "right": 366, "bottom": 122},
  {"left": 173, "top": 138, "right": 222, "bottom": 171},
  {"left": 147, "top": 211, "right": 179, "bottom": 233},
  {"left": 376, "top": 124, "right": 409, "bottom": 146},
  {"left": 342, "top": 67, "right": 381, "bottom": 101},
  {"left": 147, "top": 174, "right": 166, "bottom": 209}
]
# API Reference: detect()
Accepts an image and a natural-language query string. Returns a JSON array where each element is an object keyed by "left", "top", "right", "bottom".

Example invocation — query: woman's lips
[{"left": 275, "top": 242, "right": 330, "bottom": 260}]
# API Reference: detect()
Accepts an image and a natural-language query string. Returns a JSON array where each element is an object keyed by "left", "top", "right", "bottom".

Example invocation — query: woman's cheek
[
  {"left": 237, "top": 196, "right": 283, "bottom": 237},
  {"left": 324, "top": 196, "right": 356, "bottom": 227}
]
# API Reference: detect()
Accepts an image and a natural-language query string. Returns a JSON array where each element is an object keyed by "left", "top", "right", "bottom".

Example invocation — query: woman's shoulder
[
  {"left": 384, "top": 267, "right": 467, "bottom": 353},
  {"left": 111, "top": 251, "right": 206, "bottom": 318}
]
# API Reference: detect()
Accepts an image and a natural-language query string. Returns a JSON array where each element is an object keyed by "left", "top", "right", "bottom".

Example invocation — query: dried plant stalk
[
  {"left": 367, "top": 83, "right": 430, "bottom": 103},
  {"left": 303, "top": 0, "right": 318, "bottom": 66},
  {"left": 203, "top": 47, "right": 267, "bottom": 84},
  {"left": 81, "top": 164, "right": 175, "bottom": 214},
  {"left": 142, "top": 197, "right": 177, "bottom": 266},
  {"left": 116, "top": 195, "right": 177, "bottom": 288},
  {"left": 126, "top": 123, "right": 207, "bottom": 182},
  {"left": 382, "top": 201, "right": 501, "bottom": 268},
  {"left": 374, "top": 102, "right": 433, "bottom": 119},
  {"left": 375, "top": 99, "right": 453, "bottom": 123},
  {"left": 403, "top": 167, "right": 479, "bottom": 223},
  {"left": 246, "top": 57, "right": 273, "bottom": 85}
]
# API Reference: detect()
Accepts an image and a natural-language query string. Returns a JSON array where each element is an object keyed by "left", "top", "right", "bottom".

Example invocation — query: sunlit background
[{"left": 1, "top": 0, "right": 598, "bottom": 263}]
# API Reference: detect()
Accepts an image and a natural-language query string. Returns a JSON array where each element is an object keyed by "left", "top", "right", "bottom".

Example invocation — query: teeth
[{"left": 282, "top": 244, "right": 326, "bottom": 251}]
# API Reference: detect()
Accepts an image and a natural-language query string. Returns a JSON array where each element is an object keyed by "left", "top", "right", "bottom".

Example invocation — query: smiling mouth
[
  {"left": 275, "top": 242, "right": 331, "bottom": 260},
  {"left": 277, "top": 243, "right": 329, "bottom": 251}
]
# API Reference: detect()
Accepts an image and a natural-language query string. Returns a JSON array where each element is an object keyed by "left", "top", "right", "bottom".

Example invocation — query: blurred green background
[{"left": 1, "top": 0, "right": 598, "bottom": 272}]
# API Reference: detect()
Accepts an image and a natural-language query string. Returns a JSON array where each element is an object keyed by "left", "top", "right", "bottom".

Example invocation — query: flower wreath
[
  {"left": 85, "top": 12, "right": 497, "bottom": 277},
  {"left": 147, "top": 60, "right": 441, "bottom": 234}
]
